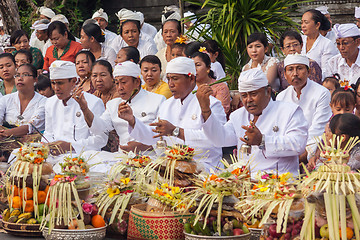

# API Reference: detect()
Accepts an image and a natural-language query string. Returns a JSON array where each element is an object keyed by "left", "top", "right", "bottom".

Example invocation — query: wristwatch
[
  {"left": 172, "top": 127, "right": 180, "bottom": 137},
  {"left": 259, "top": 134, "right": 265, "bottom": 150}
]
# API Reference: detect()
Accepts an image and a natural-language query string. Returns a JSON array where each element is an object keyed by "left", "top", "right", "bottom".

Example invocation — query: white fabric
[
  {"left": 284, "top": 54, "right": 309, "bottom": 68},
  {"left": 51, "top": 14, "right": 69, "bottom": 24},
  {"left": 137, "top": 12, "right": 145, "bottom": 25},
  {"left": 50, "top": 60, "right": 77, "bottom": 79},
  {"left": 211, "top": 61, "right": 226, "bottom": 80},
  {"left": 42, "top": 39, "right": 52, "bottom": 57},
  {"left": 184, "top": 11, "right": 196, "bottom": 25},
  {"left": 113, "top": 61, "right": 141, "bottom": 78},
  {"left": 161, "top": 12, "right": 181, "bottom": 24},
  {"left": 355, "top": 7, "right": 360, "bottom": 19},
  {"left": 141, "top": 23, "right": 157, "bottom": 38},
  {"left": 166, "top": 57, "right": 196, "bottom": 76},
  {"left": 116, "top": 8, "right": 141, "bottom": 22},
  {"left": 202, "top": 100, "right": 308, "bottom": 176},
  {"left": 325, "top": 29, "right": 337, "bottom": 45},
  {"left": 276, "top": 79, "right": 332, "bottom": 148},
  {"left": 109, "top": 33, "right": 157, "bottom": 59},
  {"left": 91, "top": 89, "right": 165, "bottom": 147},
  {"left": 315, "top": 6, "right": 329, "bottom": 15},
  {"left": 92, "top": 8, "right": 108, "bottom": 22},
  {"left": 43, "top": 93, "right": 107, "bottom": 153},
  {"left": 98, "top": 44, "right": 116, "bottom": 67},
  {"left": 156, "top": 47, "right": 167, "bottom": 76},
  {"left": 325, "top": 52, "right": 360, "bottom": 85},
  {"left": 238, "top": 68, "right": 268, "bottom": 93},
  {"left": 29, "top": 31, "right": 45, "bottom": 52},
  {"left": 333, "top": 23, "right": 360, "bottom": 38},
  {"left": 0, "top": 92, "right": 46, "bottom": 133},
  {"left": 39, "top": 7, "right": 55, "bottom": 19},
  {"left": 301, "top": 34, "right": 338, "bottom": 78},
  {"left": 103, "top": 29, "right": 118, "bottom": 48},
  {"left": 129, "top": 91, "right": 227, "bottom": 172},
  {"left": 31, "top": 22, "right": 49, "bottom": 31},
  {"left": 0, "top": 20, "right": 3, "bottom": 27}
]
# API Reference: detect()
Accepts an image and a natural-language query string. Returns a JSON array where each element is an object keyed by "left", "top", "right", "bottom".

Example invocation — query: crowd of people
[{"left": 0, "top": 4, "right": 359, "bottom": 175}]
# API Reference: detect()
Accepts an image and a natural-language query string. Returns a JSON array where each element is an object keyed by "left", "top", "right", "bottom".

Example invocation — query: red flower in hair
[
  {"left": 188, "top": 73, "right": 192, "bottom": 77},
  {"left": 344, "top": 85, "right": 349, "bottom": 91}
]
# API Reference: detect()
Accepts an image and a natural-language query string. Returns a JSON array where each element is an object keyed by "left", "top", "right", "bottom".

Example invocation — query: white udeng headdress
[
  {"left": 92, "top": 8, "right": 108, "bottom": 22},
  {"left": 238, "top": 69, "right": 268, "bottom": 93}
]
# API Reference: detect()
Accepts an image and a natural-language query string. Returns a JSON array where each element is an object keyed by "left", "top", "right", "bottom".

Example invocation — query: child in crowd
[
  {"left": 35, "top": 74, "right": 54, "bottom": 98},
  {"left": 170, "top": 42, "right": 186, "bottom": 60},
  {"left": 114, "top": 46, "right": 140, "bottom": 65},
  {"left": 14, "top": 49, "right": 32, "bottom": 68},
  {"left": 322, "top": 74, "right": 340, "bottom": 95},
  {"left": 202, "top": 39, "right": 226, "bottom": 80}
]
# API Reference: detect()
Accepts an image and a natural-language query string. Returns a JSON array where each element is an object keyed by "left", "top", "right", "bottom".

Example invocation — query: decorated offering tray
[
  {"left": 1, "top": 219, "right": 42, "bottom": 236},
  {"left": 42, "top": 225, "right": 106, "bottom": 240},
  {"left": 184, "top": 231, "right": 251, "bottom": 240}
]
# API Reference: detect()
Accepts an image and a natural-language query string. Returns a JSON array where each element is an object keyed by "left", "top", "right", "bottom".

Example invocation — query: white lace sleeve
[{"left": 263, "top": 57, "right": 279, "bottom": 74}]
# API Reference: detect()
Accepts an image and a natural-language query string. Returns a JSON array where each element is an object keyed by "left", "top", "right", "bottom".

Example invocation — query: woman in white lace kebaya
[{"left": 242, "top": 32, "right": 280, "bottom": 91}]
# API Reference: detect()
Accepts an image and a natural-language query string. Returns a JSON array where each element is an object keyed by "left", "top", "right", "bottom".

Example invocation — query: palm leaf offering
[{"left": 300, "top": 134, "right": 360, "bottom": 240}]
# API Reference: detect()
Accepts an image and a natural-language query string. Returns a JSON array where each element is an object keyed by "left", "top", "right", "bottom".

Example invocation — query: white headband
[
  {"left": 116, "top": 8, "right": 141, "bottom": 22},
  {"left": 166, "top": 57, "right": 196, "bottom": 76},
  {"left": 113, "top": 61, "right": 141, "bottom": 78},
  {"left": 238, "top": 69, "right": 268, "bottom": 93},
  {"left": 49, "top": 60, "right": 77, "bottom": 79},
  {"left": 355, "top": 7, "right": 360, "bottom": 19},
  {"left": 333, "top": 23, "right": 360, "bottom": 38},
  {"left": 284, "top": 54, "right": 309, "bottom": 68},
  {"left": 51, "top": 14, "right": 69, "bottom": 24},
  {"left": 38, "top": 6, "right": 55, "bottom": 19},
  {"left": 92, "top": 8, "right": 108, "bottom": 22},
  {"left": 315, "top": 6, "right": 329, "bottom": 15}
]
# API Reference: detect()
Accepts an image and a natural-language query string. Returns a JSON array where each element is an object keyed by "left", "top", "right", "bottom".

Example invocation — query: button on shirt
[
  {"left": 129, "top": 91, "right": 227, "bottom": 172},
  {"left": 202, "top": 100, "right": 308, "bottom": 176},
  {"left": 43, "top": 92, "right": 107, "bottom": 153},
  {"left": 90, "top": 89, "right": 165, "bottom": 148},
  {"left": 324, "top": 52, "right": 360, "bottom": 85}
]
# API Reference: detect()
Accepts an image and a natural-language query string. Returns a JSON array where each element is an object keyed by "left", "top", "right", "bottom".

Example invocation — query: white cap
[
  {"left": 92, "top": 8, "right": 108, "bottom": 22},
  {"left": 0, "top": 20, "right": 3, "bottom": 28},
  {"left": 31, "top": 20, "right": 49, "bottom": 31},
  {"left": 161, "top": 12, "right": 181, "bottom": 24},
  {"left": 315, "top": 6, "right": 329, "bottom": 15},
  {"left": 238, "top": 69, "right": 268, "bottom": 93},
  {"left": 284, "top": 54, "right": 309, "bottom": 68},
  {"left": 38, "top": 6, "right": 55, "bottom": 19},
  {"left": 166, "top": 57, "right": 196, "bottom": 76},
  {"left": 49, "top": 60, "right": 77, "bottom": 79},
  {"left": 115, "top": 8, "right": 141, "bottom": 22},
  {"left": 355, "top": 7, "right": 360, "bottom": 19},
  {"left": 113, "top": 61, "right": 141, "bottom": 78},
  {"left": 333, "top": 23, "right": 360, "bottom": 38},
  {"left": 184, "top": 11, "right": 196, "bottom": 25},
  {"left": 51, "top": 14, "right": 69, "bottom": 24},
  {"left": 136, "top": 12, "right": 145, "bottom": 25}
]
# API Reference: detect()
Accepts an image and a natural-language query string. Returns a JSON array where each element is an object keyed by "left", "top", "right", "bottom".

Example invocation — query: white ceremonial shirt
[
  {"left": 301, "top": 34, "right": 338, "bottom": 78},
  {"left": 129, "top": 91, "right": 227, "bottom": 172},
  {"left": 0, "top": 92, "right": 46, "bottom": 132},
  {"left": 103, "top": 29, "right": 118, "bottom": 48},
  {"left": 276, "top": 79, "right": 332, "bottom": 148},
  {"left": 154, "top": 30, "right": 166, "bottom": 52},
  {"left": 202, "top": 100, "right": 308, "bottom": 176},
  {"left": 98, "top": 44, "right": 117, "bottom": 67},
  {"left": 109, "top": 33, "right": 157, "bottom": 59},
  {"left": 43, "top": 92, "right": 107, "bottom": 153},
  {"left": 29, "top": 31, "right": 45, "bottom": 53},
  {"left": 211, "top": 61, "right": 226, "bottom": 80},
  {"left": 325, "top": 29, "right": 337, "bottom": 45},
  {"left": 42, "top": 39, "right": 52, "bottom": 57},
  {"left": 141, "top": 23, "right": 157, "bottom": 38},
  {"left": 324, "top": 52, "right": 360, "bottom": 85},
  {"left": 90, "top": 89, "right": 165, "bottom": 148}
]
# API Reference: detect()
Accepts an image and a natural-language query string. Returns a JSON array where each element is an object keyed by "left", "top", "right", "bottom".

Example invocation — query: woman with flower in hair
[{"left": 80, "top": 23, "right": 116, "bottom": 67}]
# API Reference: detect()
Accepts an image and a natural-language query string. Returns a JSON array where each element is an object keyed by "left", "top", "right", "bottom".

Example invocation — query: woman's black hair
[
  {"left": 0, "top": 53, "right": 16, "bottom": 65},
  {"left": 191, "top": 52, "right": 216, "bottom": 79},
  {"left": 82, "top": 23, "right": 105, "bottom": 43},
  {"left": 75, "top": 50, "right": 96, "bottom": 64},
  {"left": 324, "top": 74, "right": 340, "bottom": 89},
  {"left": 35, "top": 74, "right": 52, "bottom": 91},
  {"left": 171, "top": 42, "right": 186, "bottom": 52},
  {"left": 162, "top": 19, "right": 181, "bottom": 35},
  {"left": 120, "top": 20, "right": 141, "bottom": 36},
  {"left": 330, "top": 113, "right": 360, "bottom": 138},
  {"left": 91, "top": 59, "right": 113, "bottom": 78},
  {"left": 14, "top": 49, "right": 33, "bottom": 64},
  {"left": 352, "top": 77, "right": 360, "bottom": 93},
  {"left": 140, "top": 55, "right": 162, "bottom": 71},
  {"left": 279, "top": 30, "right": 303, "bottom": 48},
  {"left": 304, "top": 9, "right": 331, "bottom": 31},
  {"left": 18, "top": 63, "right": 37, "bottom": 78},
  {"left": 10, "top": 30, "right": 29, "bottom": 46},
  {"left": 247, "top": 32, "right": 268, "bottom": 48},
  {"left": 331, "top": 87, "right": 356, "bottom": 108},
  {"left": 121, "top": 46, "right": 140, "bottom": 64},
  {"left": 184, "top": 41, "right": 202, "bottom": 58},
  {"left": 48, "top": 21, "right": 76, "bottom": 41},
  {"left": 202, "top": 39, "right": 226, "bottom": 70}
]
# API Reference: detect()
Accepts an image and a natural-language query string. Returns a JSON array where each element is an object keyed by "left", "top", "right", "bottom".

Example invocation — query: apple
[
  {"left": 320, "top": 224, "right": 329, "bottom": 238},
  {"left": 233, "top": 228, "right": 244, "bottom": 235}
]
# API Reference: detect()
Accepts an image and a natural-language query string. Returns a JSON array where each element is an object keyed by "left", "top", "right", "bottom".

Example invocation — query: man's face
[
  {"left": 51, "top": 78, "right": 76, "bottom": 100},
  {"left": 284, "top": 64, "right": 309, "bottom": 90},
  {"left": 36, "top": 30, "right": 48, "bottom": 41},
  {"left": 166, "top": 73, "right": 195, "bottom": 100},
  {"left": 240, "top": 87, "right": 271, "bottom": 116},
  {"left": 114, "top": 76, "right": 140, "bottom": 100},
  {"left": 94, "top": 17, "right": 108, "bottom": 30},
  {"left": 336, "top": 37, "right": 360, "bottom": 60}
]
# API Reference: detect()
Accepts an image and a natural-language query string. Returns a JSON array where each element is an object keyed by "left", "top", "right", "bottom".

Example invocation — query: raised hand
[{"left": 118, "top": 102, "right": 135, "bottom": 127}]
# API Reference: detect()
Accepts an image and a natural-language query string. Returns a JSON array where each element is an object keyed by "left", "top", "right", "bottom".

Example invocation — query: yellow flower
[
  {"left": 199, "top": 47, "right": 207, "bottom": 53},
  {"left": 171, "top": 187, "right": 180, "bottom": 194},
  {"left": 107, "top": 187, "right": 120, "bottom": 198},
  {"left": 162, "top": 183, "right": 169, "bottom": 188},
  {"left": 120, "top": 178, "right": 130, "bottom": 185}
]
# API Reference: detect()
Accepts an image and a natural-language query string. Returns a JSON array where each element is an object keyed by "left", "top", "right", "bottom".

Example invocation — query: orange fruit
[
  {"left": 11, "top": 185, "right": 19, "bottom": 196},
  {"left": 20, "top": 187, "right": 33, "bottom": 200},
  {"left": 24, "top": 200, "right": 34, "bottom": 212},
  {"left": 37, "top": 191, "right": 47, "bottom": 204},
  {"left": 339, "top": 227, "right": 354, "bottom": 240},
  {"left": 44, "top": 185, "right": 50, "bottom": 194},
  {"left": 91, "top": 215, "right": 105, "bottom": 228},
  {"left": 11, "top": 196, "right": 22, "bottom": 209}
]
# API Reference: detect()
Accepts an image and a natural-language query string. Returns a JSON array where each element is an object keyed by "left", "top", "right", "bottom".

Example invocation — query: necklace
[{"left": 53, "top": 40, "right": 72, "bottom": 60}]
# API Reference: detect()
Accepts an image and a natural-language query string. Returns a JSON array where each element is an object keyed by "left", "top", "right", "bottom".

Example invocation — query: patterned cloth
[
  {"left": 12, "top": 47, "right": 44, "bottom": 70},
  {"left": 0, "top": 81, "right": 16, "bottom": 96}
]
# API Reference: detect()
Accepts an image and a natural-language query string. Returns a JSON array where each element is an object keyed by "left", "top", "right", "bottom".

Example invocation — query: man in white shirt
[
  {"left": 316, "top": 6, "right": 336, "bottom": 44},
  {"left": 196, "top": 69, "right": 308, "bottom": 176},
  {"left": 74, "top": 61, "right": 165, "bottom": 152},
  {"left": 324, "top": 24, "right": 360, "bottom": 85},
  {"left": 277, "top": 54, "right": 332, "bottom": 162},
  {"left": 137, "top": 11, "right": 157, "bottom": 38},
  {"left": 44, "top": 60, "right": 107, "bottom": 155},
  {"left": 118, "top": 57, "right": 227, "bottom": 171},
  {"left": 29, "top": 7, "right": 55, "bottom": 51},
  {"left": 92, "top": 8, "right": 118, "bottom": 48},
  {"left": 31, "top": 19, "right": 51, "bottom": 57}
]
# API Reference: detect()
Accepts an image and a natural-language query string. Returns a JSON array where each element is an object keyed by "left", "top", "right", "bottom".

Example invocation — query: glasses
[
  {"left": 336, "top": 40, "right": 355, "bottom": 47},
  {"left": 14, "top": 73, "right": 34, "bottom": 78},
  {"left": 284, "top": 43, "right": 300, "bottom": 49}
]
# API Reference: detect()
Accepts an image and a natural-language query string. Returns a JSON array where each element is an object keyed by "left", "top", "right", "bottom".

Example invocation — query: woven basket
[
  {"left": 1, "top": 219, "right": 42, "bottom": 236},
  {"left": 127, "top": 203, "right": 192, "bottom": 240}
]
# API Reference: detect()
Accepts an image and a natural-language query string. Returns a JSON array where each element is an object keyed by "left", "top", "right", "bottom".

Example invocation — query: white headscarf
[
  {"left": 31, "top": 19, "right": 50, "bottom": 31},
  {"left": 161, "top": 6, "right": 181, "bottom": 24},
  {"left": 115, "top": 8, "right": 141, "bottom": 22},
  {"left": 113, "top": 61, "right": 141, "bottom": 78},
  {"left": 137, "top": 12, "right": 145, "bottom": 25},
  {"left": 38, "top": 6, "right": 55, "bottom": 19},
  {"left": 50, "top": 61, "right": 77, "bottom": 80},
  {"left": 315, "top": 6, "right": 329, "bottom": 15},
  {"left": 355, "top": 7, "right": 360, "bottom": 19},
  {"left": 51, "top": 14, "right": 69, "bottom": 24},
  {"left": 284, "top": 54, "right": 310, "bottom": 68},
  {"left": 333, "top": 23, "right": 360, "bottom": 38},
  {"left": 92, "top": 8, "right": 108, "bottom": 22},
  {"left": 166, "top": 57, "right": 196, "bottom": 76},
  {"left": 238, "top": 69, "right": 268, "bottom": 93}
]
